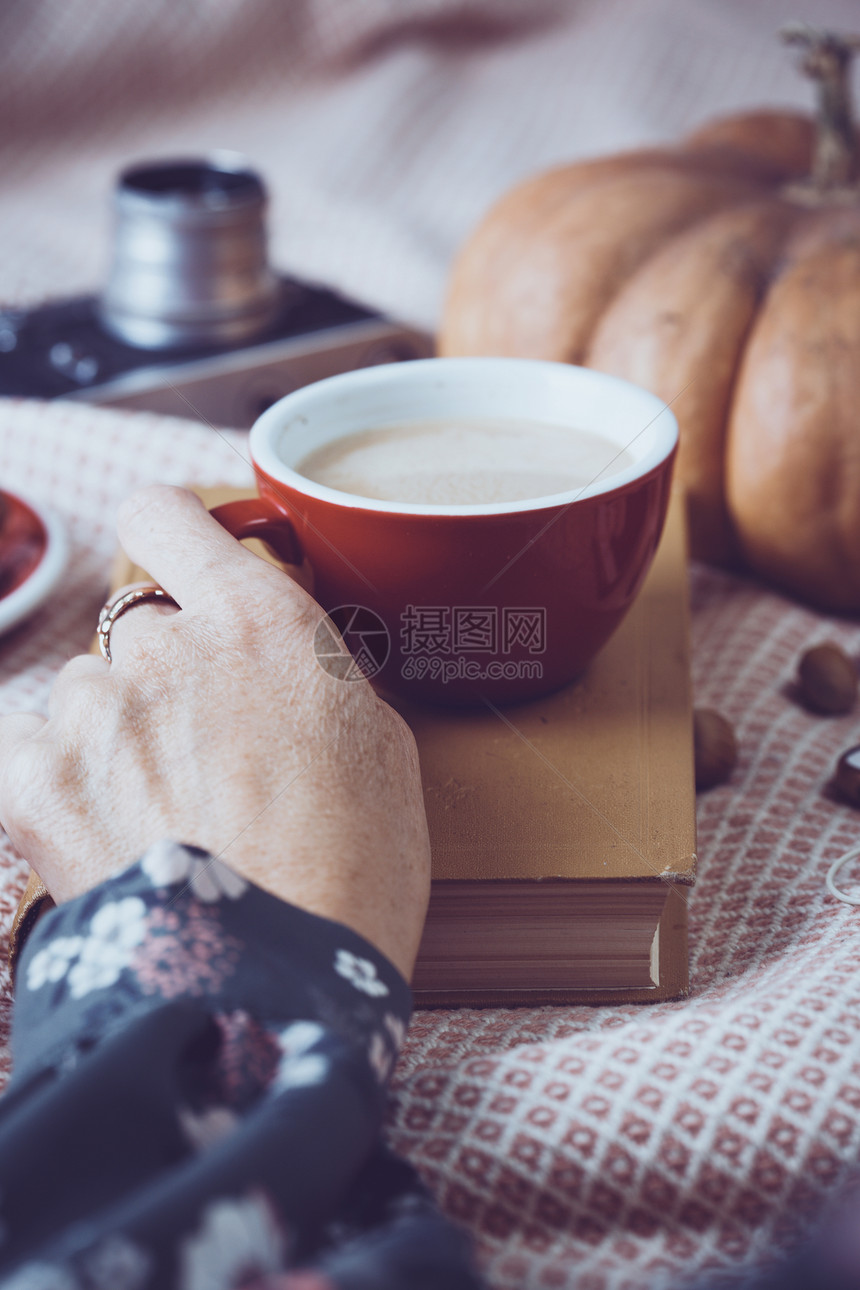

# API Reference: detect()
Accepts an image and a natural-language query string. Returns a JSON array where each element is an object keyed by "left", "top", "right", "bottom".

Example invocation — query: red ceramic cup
[{"left": 212, "top": 358, "right": 677, "bottom": 705}]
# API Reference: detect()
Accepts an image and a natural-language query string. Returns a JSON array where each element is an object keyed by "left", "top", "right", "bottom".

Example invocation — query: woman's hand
[{"left": 0, "top": 486, "right": 431, "bottom": 980}]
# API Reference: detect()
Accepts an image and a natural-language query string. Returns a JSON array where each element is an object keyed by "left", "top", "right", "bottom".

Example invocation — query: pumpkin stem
[{"left": 782, "top": 22, "right": 860, "bottom": 190}]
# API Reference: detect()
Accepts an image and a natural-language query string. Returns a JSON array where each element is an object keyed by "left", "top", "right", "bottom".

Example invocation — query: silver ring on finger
[{"left": 96, "top": 584, "right": 179, "bottom": 663}]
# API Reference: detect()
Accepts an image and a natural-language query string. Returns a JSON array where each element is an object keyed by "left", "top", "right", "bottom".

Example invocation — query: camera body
[
  {"left": 0, "top": 157, "right": 432, "bottom": 429},
  {"left": 0, "top": 284, "right": 431, "bottom": 430}
]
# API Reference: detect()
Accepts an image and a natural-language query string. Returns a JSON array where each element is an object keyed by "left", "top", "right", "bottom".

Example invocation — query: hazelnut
[
  {"left": 835, "top": 745, "right": 860, "bottom": 807},
  {"left": 797, "top": 643, "right": 858, "bottom": 715},
  {"left": 693, "top": 708, "right": 737, "bottom": 790}
]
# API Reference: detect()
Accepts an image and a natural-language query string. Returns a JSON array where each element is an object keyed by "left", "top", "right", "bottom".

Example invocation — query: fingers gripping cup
[{"left": 212, "top": 359, "right": 678, "bottom": 705}]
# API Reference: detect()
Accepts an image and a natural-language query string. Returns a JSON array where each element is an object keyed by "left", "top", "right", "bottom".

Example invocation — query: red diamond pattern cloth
[{"left": 0, "top": 398, "right": 858, "bottom": 1289}]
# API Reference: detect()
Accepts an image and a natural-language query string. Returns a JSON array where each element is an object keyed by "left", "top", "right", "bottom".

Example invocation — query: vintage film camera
[{"left": 0, "top": 156, "right": 433, "bottom": 429}]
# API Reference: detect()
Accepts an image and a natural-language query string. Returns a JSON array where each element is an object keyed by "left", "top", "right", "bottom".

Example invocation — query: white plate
[{"left": 0, "top": 492, "right": 68, "bottom": 636}]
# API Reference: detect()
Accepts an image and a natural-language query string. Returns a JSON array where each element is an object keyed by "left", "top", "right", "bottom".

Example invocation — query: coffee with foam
[{"left": 296, "top": 417, "right": 633, "bottom": 505}]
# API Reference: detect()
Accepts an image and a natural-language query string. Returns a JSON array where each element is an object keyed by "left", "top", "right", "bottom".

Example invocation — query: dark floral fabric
[{"left": 0, "top": 842, "right": 481, "bottom": 1290}]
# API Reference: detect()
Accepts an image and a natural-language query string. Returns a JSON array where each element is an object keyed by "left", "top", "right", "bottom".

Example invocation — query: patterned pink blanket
[{"left": 0, "top": 399, "right": 858, "bottom": 1290}]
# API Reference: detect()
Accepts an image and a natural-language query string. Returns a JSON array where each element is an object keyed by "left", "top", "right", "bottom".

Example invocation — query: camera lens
[
  {"left": 119, "top": 160, "right": 265, "bottom": 204},
  {"left": 99, "top": 155, "right": 280, "bottom": 351}
]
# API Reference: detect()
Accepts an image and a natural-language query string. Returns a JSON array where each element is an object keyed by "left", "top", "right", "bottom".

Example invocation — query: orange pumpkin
[{"left": 440, "top": 25, "right": 860, "bottom": 612}]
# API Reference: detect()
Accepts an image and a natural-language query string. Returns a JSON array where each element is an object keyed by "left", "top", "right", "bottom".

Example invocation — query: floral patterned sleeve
[{"left": 0, "top": 842, "right": 481, "bottom": 1290}]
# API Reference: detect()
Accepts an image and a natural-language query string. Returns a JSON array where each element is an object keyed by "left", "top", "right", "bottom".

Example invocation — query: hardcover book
[{"left": 110, "top": 486, "right": 696, "bottom": 1008}]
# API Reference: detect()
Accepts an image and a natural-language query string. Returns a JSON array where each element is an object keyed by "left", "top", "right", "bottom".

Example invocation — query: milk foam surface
[{"left": 296, "top": 417, "right": 634, "bottom": 505}]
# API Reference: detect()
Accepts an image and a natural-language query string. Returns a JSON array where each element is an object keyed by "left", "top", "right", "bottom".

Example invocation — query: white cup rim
[{"left": 249, "top": 357, "right": 678, "bottom": 517}]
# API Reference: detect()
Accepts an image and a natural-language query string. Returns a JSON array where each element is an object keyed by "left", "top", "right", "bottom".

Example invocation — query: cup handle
[{"left": 210, "top": 496, "right": 303, "bottom": 566}]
